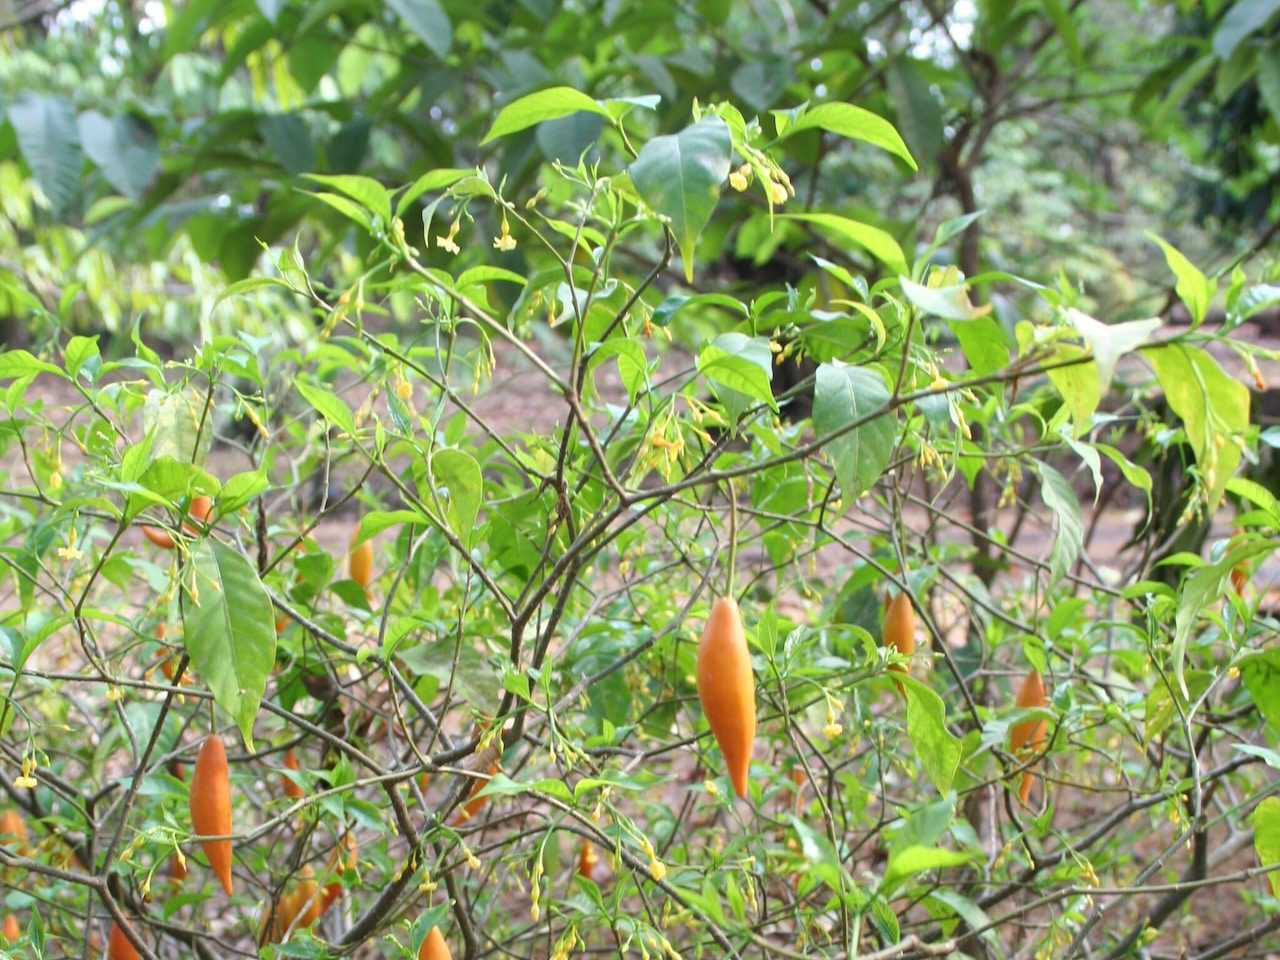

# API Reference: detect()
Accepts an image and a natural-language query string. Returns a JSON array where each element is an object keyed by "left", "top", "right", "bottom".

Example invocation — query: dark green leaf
[
  {"left": 385, "top": 0, "right": 452, "bottom": 59},
  {"left": 813, "top": 362, "right": 895, "bottom": 501},
  {"left": 629, "top": 117, "right": 732, "bottom": 282},
  {"left": 181, "top": 541, "right": 277, "bottom": 748},
  {"left": 8, "top": 93, "right": 80, "bottom": 215}
]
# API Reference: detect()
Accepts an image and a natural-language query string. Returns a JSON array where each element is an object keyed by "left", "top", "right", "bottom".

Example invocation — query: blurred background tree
[{"left": 1, "top": 0, "right": 1277, "bottom": 344}]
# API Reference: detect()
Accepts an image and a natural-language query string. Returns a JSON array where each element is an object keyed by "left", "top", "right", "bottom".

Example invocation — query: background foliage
[{"left": 1, "top": 2, "right": 1280, "bottom": 960}]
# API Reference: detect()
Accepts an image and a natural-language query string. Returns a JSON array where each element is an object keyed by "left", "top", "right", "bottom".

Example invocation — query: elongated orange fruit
[
  {"left": 189, "top": 733, "right": 234, "bottom": 894},
  {"left": 282, "top": 749, "right": 305, "bottom": 801},
  {"left": 142, "top": 495, "right": 213, "bottom": 549},
  {"left": 107, "top": 922, "right": 140, "bottom": 960},
  {"left": 0, "top": 810, "right": 28, "bottom": 851},
  {"left": 884, "top": 591, "right": 916, "bottom": 697},
  {"left": 1231, "top": 564, "right": 1248, "bottom": 596},
  {"left": 1, "top": 914, "right": 19, "bottom": 943},
  {"left": 349, "top": 527, "right": 373, "bottom": 589},
  {"left": 578, "top": 839, "right": 598, "bottom": 881},
  {"left": 320, "top": 832, "right": 356, "bottom": 912},
  {"left": 696, "top": 597, "right": 756, "bottom": 798},
  {"left": 1010, "top": 669, "right": 1048, "bottom": 805},
  {"left": 452, "top": 758, "right": 500, "bottom": 824},
  {"left": 420, "top": 925, "right": 453, "bottom": 960}
]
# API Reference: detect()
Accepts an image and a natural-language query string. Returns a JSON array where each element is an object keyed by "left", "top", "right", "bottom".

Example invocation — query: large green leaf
[
  {"left": 782, "top": 213, "right": 908, "bottom": 277},
  {"left": 181, "top": 541, "right": 276, "bottom": 748},
  {"left": 0, "top": 350, "right": 64, "bottom": 380},
  {"left": 1142, "top": 343, "right": 1249, "bottom": 509},
  {"left": 1252, "top": 797, "right": 1280, "bottom": 896},
  {"left": 629, "top": 117, "right": 732, "bottom": 282},
  {"left": 1037, "top": 461, "right": 1083, "bottom": 586},
  {"left": 774, "top": 101, "right": 917, "bottom": 171},
  {"left": 1045, "top": 346, "right": 1101, "bottom": 435},
  {"left": 699, "top": 334, "right": 776, "bottom": 421},
  {"left": 883, "top": 844, "right": 973, "bottom": 892},
  {"left": 1147, "top": 233, "right": 1215, "bottom": 327},
  {"left": 385, "top": 0, "right": 452, "bottom": 59},
  {"left": 8, "top": 93, "right": 81, "bottom": 216},
  {"left": 482, "top": 87, "right": 611, "bottom": 145},
  {"left": 1212, "top": 0, "right": 1280, "bottom": 60},
  {"left": 77, "top": 110, "right": 159, "bottom": 199},
  {"left": 900, "top": 675, "right": 962, "bottom": 794},
  {"left": 812, "top": 362, "right": 895, "bottom": 502},
  {"left": 1237, "top": 649, "right": 1280, "bottom": 734},
  {"left": 885, "top": 58, "right": 943, "bottom": 167},
  {"left": 431, "top": 448, "right": 484, "bottom": 548},
  {"left": 301, "top": 173, "right": 392, "bottom": 227},
  {"left": 296, "top": 379, "right": 357, "bottom": 438},
  {"left": 143, "top": 390, "right": 213, "bottom": 466}
]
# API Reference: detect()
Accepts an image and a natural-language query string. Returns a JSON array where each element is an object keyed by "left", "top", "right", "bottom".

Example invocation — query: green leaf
[
  {"left": 1045, "top": 346, "right": 1101, "bottom": 434},
  {"left": 1147, "top": 233, "right": 1215, "bottom": 326},
  {"left": 1037, "top": 461, "right": 1084, "bottom": 586},
  {"left": 884, "top": 844, "right": 973, "bottom": 890},
  {"left": 1252, "top": 797, "right": 1280, "bottom": 896},
  {"left": 782, "top": 213, "right": 908, "bottom": 277},
  {"left": 302, "top": 173, "right": 392, "bottom": 227},
  {"left": 358, "top": 509, "right": 430, "bottom": 541},
  {"left": 396, "top": 168, "right": 470, "bottom": 217},
  {"left": 1142, "top": 343, "right": 1249, "bottom": 509},
  {"left": 0, "top": 350, "right": 64, "bottom": 381},
  {"left": 1098, "top": 443, "right": 1152, "bottom": 514},
  {"left": 219, "top": 469, "right": 269, "bottom": 514},
  {"left": 430, "top": 448, "right": 483, "bottom": 548},
  {"left": 396, "top": 638, "right": 499, "bottom": 710},
  {"left": 1240, "top": 650, "right": 1280, "bottom": 734},
  {"left": 900, "top": 675, "right": 962, "bottom": 794},
  {"left": 629, "top": 117, "right": 733, "bottom": 282},
  {"left": 1226, "top": 476, "right": 1280, "bottom": 522},
  {"left": 1042, "top": 0, "right": 1083, "bottom": 63},
  {"left": 588, "top": 338, "right": 648, "bottom": 403},
  {"left": 1212, "top": 0, "right": 1280, "bottom": 60},
  {"left": 143, "top": 390, "right": 212, "bottom": 466},
  {"left": 650, "top": 292, "right": 747, "bottom": 327},
  {"left": 1258, "top": 43, "right": 1280, "bottom": 125},
  {"left": 213, "top": 276, "right": 291, "bottom": 308},
  {"left": 8, "top": 93, "right": 81, "bottom": 216},
  {"left": 64, "top": 335, "right": 100, "bottom": 381},
  {"left": 308, "top": 191, "right": 374, "bottom": 232},
  {"left": 928, "top": 890, "right": 1000, "bottom": 954},
  {"left": 950, "top": 316, "right": 1009, "bottom": 376},
  {"left": 295, "top": 379, "right": 357, "bottom": 437},
  {"left": 77, "top": 110, "right": 159, "bottom": 200},
  {"left": 698, "top": 338, "right": 777, "bottom": 413},
  {"left": 1144, "top": 670, "right": 1212, "bottom": 743},
  {"left": 181, "top": 541, "right": 276, "bottom": 748},
  {"left": 812, "top": 362, "right": 895, "bottom": 501},
  {"left": 775, "top": 101, "right": 917, "bottom": 171},
  {"left": 885, "top": 58, "right": 943, "bottom": 168},
  {"left": 481, "top": 87, "right": 611, "bottom": 144},
  {"left": 384, "top": 0, "right": 452, "bottom": 59}
]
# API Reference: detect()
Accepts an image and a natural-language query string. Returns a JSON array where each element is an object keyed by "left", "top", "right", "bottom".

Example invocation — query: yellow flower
[
  {"left": 436, "top": 218, "right": 461, "bottom": 255},
  {"left": 15, "top": 756, "right": 37, "bottom": 789},
  {"left": 57, "top": 527, "right": 83, "bottom": 563},
  {"left": 728, "top": 165, "right": 750, "bottom": 191},
  {"left": 493, "top": 215, "right": 517, "bottom": 251},
  {"left": 767, "top": 178, "right": 788, "bottom": 205}
]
